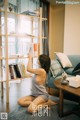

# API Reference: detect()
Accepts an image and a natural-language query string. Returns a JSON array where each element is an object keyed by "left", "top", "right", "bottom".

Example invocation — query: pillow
[
  {"left": 55, "top": 52, "right": 73, "bottom": 68},
  {"left": 50, "top": 60, "right": 64, "bottom": 78}
]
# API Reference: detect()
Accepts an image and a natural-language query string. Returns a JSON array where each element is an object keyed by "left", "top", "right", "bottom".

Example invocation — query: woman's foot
[{"left": 48, "top": 99, "right": 57, "bottom": 106}]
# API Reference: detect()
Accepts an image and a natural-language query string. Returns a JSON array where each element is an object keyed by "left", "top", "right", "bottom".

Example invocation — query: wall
[
  {"left": 64, "top": 4, "right": 80, "bottom": 55},
  {"left": 49, "top": 5, "right": 65, "bottom": 59}
]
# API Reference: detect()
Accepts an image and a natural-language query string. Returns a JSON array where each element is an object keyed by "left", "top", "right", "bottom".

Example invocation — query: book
[
  {"left": 20, "top": 63, "right": 27, "bottom": 78},
  {"left": 9, "top": 64, "right": 14, "bottom": 79},
  {"left": 18, "top": 63, "right": 32, "bottom": 78},
  {"left": 11, "top": 65, "right": 17, "bottom": 79},
  {"left": 18, "top": 63, "right": 23, "bottom": 77},
  {"left": 14, "top": 64, "right": 21, "bottom": 78},
  {"left": 34, "top": 43, "right": 38, "bottom": 57}
]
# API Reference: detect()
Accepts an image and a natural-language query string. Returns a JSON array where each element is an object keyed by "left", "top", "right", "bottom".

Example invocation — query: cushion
[
  {"left": 64, "top": 68, "right": 74, "bottom": 75},
  {"left": 50, "top": 60, "right": 64, "bottom": 78},
  {"left": 55, "top": 52, "right": 73, "bottom": 68}
]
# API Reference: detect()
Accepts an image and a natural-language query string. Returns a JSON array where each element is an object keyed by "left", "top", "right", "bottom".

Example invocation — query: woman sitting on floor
[{"left": 18, "top": 54, "right": 56, "bottom": 113}]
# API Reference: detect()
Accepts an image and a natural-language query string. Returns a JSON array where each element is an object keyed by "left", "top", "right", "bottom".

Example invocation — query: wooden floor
[{"left": 0, "top": 78, "right": 32, "bottom": 112}]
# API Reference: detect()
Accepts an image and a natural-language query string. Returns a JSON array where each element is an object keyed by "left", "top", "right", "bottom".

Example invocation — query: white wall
[
  {"left": 49, "top": 5, "right": 65, "bottom": 59},
  {"left": 64, "top": 4, "right": 80, "bottom": 55}
]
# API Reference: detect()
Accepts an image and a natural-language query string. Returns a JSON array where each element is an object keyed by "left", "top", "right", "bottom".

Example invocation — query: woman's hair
[{"left": 39, "top": 54, "right": 51, "bottom": 73}]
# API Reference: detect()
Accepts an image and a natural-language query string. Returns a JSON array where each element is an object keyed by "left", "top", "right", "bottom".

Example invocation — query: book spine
[
  {"left": 9, "top": 65, "right": 14, "bottom": 79},
  {"left": 18, "top": 63, "right": 22, "bottom": 77},
  {"left": 14, "top": 64, "right": 21, "bottom": 78},
  {"left": 20, "top": 63, "right": 27, "bottom": 77},
  {"left": 11, "top": 65, "right": 17, "bottom": 79},
  {"left": 34, "top": 43, "right": 38, "bottom": 57}
]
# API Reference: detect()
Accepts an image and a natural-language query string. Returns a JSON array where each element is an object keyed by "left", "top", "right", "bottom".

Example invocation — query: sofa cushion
[
  {"left": 50, "top": 60, "right": 64, "bottom": 78},
  {"left": 68, "top": 55, "right": 80, "bottom": 68},
  {"left": 55, "top": 52, "right": 73, "bottom": 68},
  {"left": 64, "top": 68, "right": 74, "bottom": 75}
]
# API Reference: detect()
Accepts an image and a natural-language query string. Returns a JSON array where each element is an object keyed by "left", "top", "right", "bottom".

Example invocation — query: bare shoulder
[
  {"left": 27, "top": 67, "right": 46, "bottom": 75},
  {"left": 39, "top": 68, "right": 46, "bottom": 75},
  {"left": 38, "top": 68, "right": 45, "bottom": 72}
]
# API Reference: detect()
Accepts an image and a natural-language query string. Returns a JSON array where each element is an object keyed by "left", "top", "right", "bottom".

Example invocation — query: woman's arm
[{"left": 27, "top": 54, "right": 43, "bottom": 75}]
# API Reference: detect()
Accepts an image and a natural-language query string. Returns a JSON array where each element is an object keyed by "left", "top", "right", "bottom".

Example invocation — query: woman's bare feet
[{"left": 48, "top": 99, "right": 57, "bottom": 106}]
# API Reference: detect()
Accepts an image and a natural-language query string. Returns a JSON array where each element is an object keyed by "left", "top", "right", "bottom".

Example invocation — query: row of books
[{"left": 9, "top": 63, "right": 28, "bottom": 79}]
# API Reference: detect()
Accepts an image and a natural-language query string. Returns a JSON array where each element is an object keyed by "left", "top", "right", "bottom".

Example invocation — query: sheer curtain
[{"left": 40, "top": 0, "right": 49, "bottom": 55}]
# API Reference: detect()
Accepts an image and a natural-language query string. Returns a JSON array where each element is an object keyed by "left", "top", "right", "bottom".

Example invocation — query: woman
[{"left": 18, "top": 54, "right": 56, "bottom": 113}]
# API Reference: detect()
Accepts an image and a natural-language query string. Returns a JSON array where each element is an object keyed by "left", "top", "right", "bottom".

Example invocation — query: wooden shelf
[
  {"left": 0, "top": 56, "right": 37, "bottom": 60},
  {"left": 8, "top": 56, "right": 28, "bottom": 59},
  {"left": 0, "top": 10, "right": 47, "bottom": 21},
  {"left": 8, "top": 34, "right": 38, "bottom": 38},
  {"left": 0, "top": 34, "right": 47, "bottom": 39},
  {"left": 11, "top": 75, "right": 32, "bottom": 81},
  {"left": 4, "top": 10, "right": 47, "bottom": 21},
  {"left": 0, "top": 80, "right": 6, "bottom": 83},
  {"left": 0, "top": 57, "right": 6, "bottom": 60},
  {"left": 0, "top": 10, "right": 5, "bottom": 12},
  {"left": 7, "top": 11, "right": 17, "bottom": 15},
  {"left": 0, "top": 6, "right": 44, "bottom": 107},
  {"left": 42, "top": 18, "right": 47, "bottom": 21},
  {"left": 42, "top": 37, "right": 47, "bottom": 39},
  {"left": 0, "top": 76, "right": 32, "bottom": 83},
  {"left": 0, "top": 34, "right": 39, "bottom": 38},
  {"left": 0, "top": 34, "right": 6, "bottom": 36}
]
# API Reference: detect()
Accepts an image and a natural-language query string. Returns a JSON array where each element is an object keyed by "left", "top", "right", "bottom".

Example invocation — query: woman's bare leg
[
  {"left": 27, "top": 96, "right": 48, "bottom": 113},
  {"left": 39, "top": 99, "right": 57, "bottom": 109},
  {"left": 42, "top": 99, "right": 57, "bottom": 106},
  {"left": 18, "top": 95, "right": 35, "bottom": 107},
  {"left": 27, "top": 97, "right": 57, "bottom": 113}
]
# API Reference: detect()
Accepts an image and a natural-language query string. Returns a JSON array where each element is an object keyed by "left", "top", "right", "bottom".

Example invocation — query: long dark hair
[{"left": 39, "top": 54, "right": 51, "bottom": 73}]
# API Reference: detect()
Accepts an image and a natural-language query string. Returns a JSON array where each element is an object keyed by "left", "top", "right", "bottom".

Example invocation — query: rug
[{"left": 8, "top": 96, "right": 80, "bottom": 120}]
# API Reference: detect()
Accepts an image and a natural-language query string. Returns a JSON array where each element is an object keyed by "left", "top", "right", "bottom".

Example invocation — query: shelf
[
  {"left": 0, "top": 76, "right": 32, "bottom": 83},
  {"left": 8, "top": 34, "right": 38, "bottom": 38},
  {"left": 0, "top": 6, "right": 43, "bottom": 107},
  {"left": 7, "top": 11, "right": 17, "bottom": 15},
  {"left": 0, "top": 80, "right": 6, "bottom": 83},
  {"left": 0, "top": 57, "right": 6, "bottom": 60},
  {"left": 0, "top": 34, "right": 38, "bottom": 38},
  {"left": 42, "top": 18, "right": 47, "bottom": 21},
  {"left": 0, "top": 10, "right": 47, "bottom": 21},
  {"left": 0, "top": 34, "right": 6, "bottom": 36},
  {"left": 0, "top": 56, "right": 38, "bottom": 60},
  {"left": 7, "top": 11, "right": 39, "bottom": 20},
  {"left": 18, "top": 13, "right": 39, "bottom": 19},
  {"left": 42, "top": 37, "right": 47, "bottom": 39},
  {"left": 11, "top": 75, "right": 32, "bottom": 81},
  {"left": 0, "top": 34, "right": 47, "bottom": 39},
  {"left": 8, "top": 56, "right": 28, "bottom": 59},
  {"left": 0, "top": 10, "right": 5, "bottom": 12}
]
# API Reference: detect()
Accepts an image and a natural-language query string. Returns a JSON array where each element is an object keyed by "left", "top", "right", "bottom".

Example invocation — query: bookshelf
[{"left": 0, "top": 0, "right": 47, "bottom": 111}]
